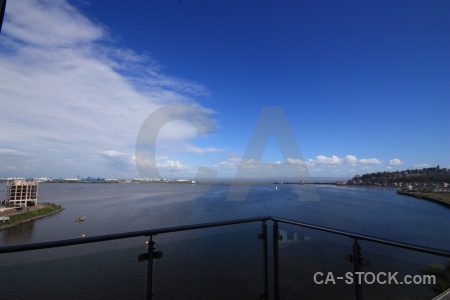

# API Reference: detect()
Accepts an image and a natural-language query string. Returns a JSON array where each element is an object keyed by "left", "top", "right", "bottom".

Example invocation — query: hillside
[{"left": 348, "top": 166, "right": 450, "bottom": 189}]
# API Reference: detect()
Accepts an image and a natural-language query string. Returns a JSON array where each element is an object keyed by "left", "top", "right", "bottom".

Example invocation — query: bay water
[{"left": 0, "top": 183, "right": 449, "bottom": 299}]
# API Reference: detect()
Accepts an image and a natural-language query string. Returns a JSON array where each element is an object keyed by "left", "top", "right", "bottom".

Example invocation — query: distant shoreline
[
  {"left": 32, "top": 180, "right": 346, "bottom": 185},
  {"left": 0, "top": 178, "right": 350, "bottom": 185}
]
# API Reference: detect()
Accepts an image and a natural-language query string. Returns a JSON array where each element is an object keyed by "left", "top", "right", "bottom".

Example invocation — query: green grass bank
[
  {"left": 0, "top": 203, "right": 64, "bottom": 230},
  {"left": 397, "top": 190, "right": 450, "bottom": 208}
]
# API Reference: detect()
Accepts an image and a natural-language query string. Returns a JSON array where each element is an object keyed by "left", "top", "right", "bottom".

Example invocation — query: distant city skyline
[{"left": 0, "top": 0, "right": 449, "bottom": 180}]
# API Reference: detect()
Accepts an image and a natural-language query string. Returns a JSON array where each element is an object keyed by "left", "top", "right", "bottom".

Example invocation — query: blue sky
[{"left": 0, "top": 0, "right": 449, "bottom": 179}]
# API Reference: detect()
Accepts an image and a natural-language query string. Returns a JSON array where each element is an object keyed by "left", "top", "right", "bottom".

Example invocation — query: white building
[{"left": 5, "top": 179, "right": 38, "bottom": 207}]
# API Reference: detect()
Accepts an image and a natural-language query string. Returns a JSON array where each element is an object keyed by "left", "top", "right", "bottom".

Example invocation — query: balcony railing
[{"left": 0, "top": 216, "right": 449, "bottom": 300}]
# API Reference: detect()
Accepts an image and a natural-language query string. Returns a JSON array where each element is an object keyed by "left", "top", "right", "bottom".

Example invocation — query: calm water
[
  {"left": 1, "top": 183, "right": 449, "bottom": 248},
  {"left": 0, "top": 183, "right": 449, "bottom": 299}
]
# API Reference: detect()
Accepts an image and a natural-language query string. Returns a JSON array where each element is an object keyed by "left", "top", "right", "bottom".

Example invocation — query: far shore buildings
[{"left": 5, "top": 179, "right": 38, "bottom": 207}]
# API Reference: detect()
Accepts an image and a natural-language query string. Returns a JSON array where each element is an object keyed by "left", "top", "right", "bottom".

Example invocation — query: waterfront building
[{"left": 5, "top": 179, "right": 38, "bottom": 207}]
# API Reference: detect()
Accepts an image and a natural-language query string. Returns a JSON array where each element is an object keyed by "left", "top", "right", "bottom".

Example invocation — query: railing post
[
  {"left": 259, "top": 220, "right": 268, "bottom": 300},
  {"left": 352, "top": 238, "right": 363, "bottom": 300},
  {"left": 273, "top": 221, "right": 280, "bottom": 300},
  {"left": 147, "top": 235, "right": 154, "bottom": 300}
]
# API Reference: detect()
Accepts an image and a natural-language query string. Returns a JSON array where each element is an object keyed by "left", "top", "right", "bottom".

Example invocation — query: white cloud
[
  {"left": 103, "top": 150, "right": 124, "bottom": 157},
  {"left": 215, "top": 156, "right": 309, "bottom": 179},
  {"left": 99, "top": 150, "right": 134, "bottom": 174},
  {"left": 3, "top": 0, "right": 103, "bottom": 47},
  {"left": 218, "top": 157, "right": 305, "bottom": 170},
  {"left": 309, "top": 155, "right": 342, "bottom": 165},
  {"left": 342, "top": 155, "right": 359, "bottom": 165},
  {"left": 218, "top": 157, "right": 242, "bottom": 169},
  {"left": 0, "top": 0, "right": 216, "bottom": 178},
  {"left": 157, "top": 160, "right": 186, "bottom": 171},
  {"left": 184, "top": 145, "right": 222, "bottom": 154},
  {"left": 359, "top": 158, "right": 382, "bottom": 165},
  {"left": 216, "top": 155, "right": 383, "bottom": 178},
  {"left": 285, "top": 158, "right": 304, "bottom": 165},
  {"left": 389, "top": 159, "right": 402, "bottom": 165},
  {"left": 306, "top": 155, "right": 382, "bottom": 166}
]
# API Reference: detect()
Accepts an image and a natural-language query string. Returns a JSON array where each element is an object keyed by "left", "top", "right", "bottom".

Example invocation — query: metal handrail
[
  {"left": 0, "top": 216, "right": 270, "bottom": 254},
  {"left": 270, "top": 216, "right": 450, "bottom": 257},
  {"left": 1, "top": 215, "right": 449, "bottom": 300},
  {"left": 0, "top": 215, "right": 449, "bottom": 258}
]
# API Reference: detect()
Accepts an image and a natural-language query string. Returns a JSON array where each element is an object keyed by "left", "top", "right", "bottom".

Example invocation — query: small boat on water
[{"left": 75, "top": 216, "right": 86, "bottom": 222}]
